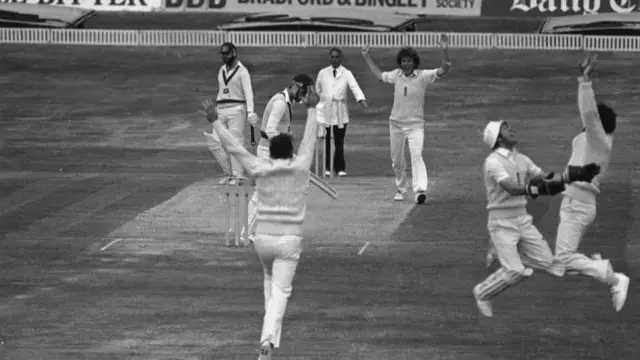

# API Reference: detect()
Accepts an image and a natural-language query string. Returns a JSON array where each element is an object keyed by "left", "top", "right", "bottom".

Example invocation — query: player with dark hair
[
  {"left": 201, "top": 82, "right": 320, "bottom": 360},
  {"left": 205, "top": 42, "right": 259, "bottom": 185},
  {"left": 360, "top": 36, "right": 451, "bottom": 204},
  {"left": 553, "top": 53, "right": 629, "bottom": 312}
]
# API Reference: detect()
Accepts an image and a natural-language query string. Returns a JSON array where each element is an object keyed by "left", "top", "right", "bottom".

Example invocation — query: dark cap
[
  {"left": 292, "top": 74, "right": 314, "bottom": 87},
  {"left": 220, "top": 42, "right": 236, "bottom": 52}
]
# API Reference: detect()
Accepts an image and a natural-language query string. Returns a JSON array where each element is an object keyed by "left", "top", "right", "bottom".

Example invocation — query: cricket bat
[{"left": 309, "top": 172, "right": 338, "bottom": 199}]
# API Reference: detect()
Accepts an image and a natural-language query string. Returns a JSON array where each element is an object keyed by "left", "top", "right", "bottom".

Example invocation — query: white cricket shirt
[
  {"left": 381, "top": 68, "right": 439, "bottom": 128},
  {"left": 483, "top": 148, "right": 542, "bottom": 219},
  {"left": 216, "top": 61, "right": 255, "bottom": 113},
  {"left": 564, "top": 78, "right": 613, "bottom": 204}
]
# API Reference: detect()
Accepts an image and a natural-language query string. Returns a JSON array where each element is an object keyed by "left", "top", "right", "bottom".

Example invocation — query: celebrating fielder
[
  {"left": 360, "top": 36, "right": 451, "bottom": 204},
  {"left": 474, "top": 120, "right": 600, "bottom": 317},
  {"left": 205, "top": 42, "right": 259, "bottom": 185},
  {"left": 201, "top": 82, "right": 320, "bottom": 360},
  {"left": 553, "top": 54, "right": 629, "bottom": 312}
]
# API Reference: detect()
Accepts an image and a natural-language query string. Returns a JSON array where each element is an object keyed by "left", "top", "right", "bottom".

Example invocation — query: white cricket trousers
[
  {"left": 254, "top": 233, "right": 302, "bottom": 348},
  {"left": 555, "top": 196, "right": 615, "bottom": 284},
  {"left": 389, "top": 123, "right": 427, "bottom": 195},
  {"left": 475, "top": 214, "right": 563, "bottom": 300},
  {"left": 212, "top": 104, "right": 247, "bottom": 177}
]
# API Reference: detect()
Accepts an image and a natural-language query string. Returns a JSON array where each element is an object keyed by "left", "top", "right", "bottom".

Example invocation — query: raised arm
[
  {"left": 436, "top": 34, "right": 452, "bottom": 77},
  {"left": 294, "top": 87, "right": 321, "bottom": 169},
  {"left": 577, "top": 54, "right": 609, "bottom": 149},
  {"left": 360, "top": 45, "right": 383, "bottom": 82},
  {"left": 201, "top": 100, "right": 263, "bottom": 176}
]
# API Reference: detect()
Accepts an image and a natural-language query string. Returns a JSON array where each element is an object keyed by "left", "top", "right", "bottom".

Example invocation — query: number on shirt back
[
  {"left": 403, "top": 86, "right": 408, "bottom": 96},
  {"left": 516, "top": 172, "right": 521, "bottom": 185}
]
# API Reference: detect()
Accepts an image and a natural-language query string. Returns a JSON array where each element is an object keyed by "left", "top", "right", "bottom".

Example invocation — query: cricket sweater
[
  {"left": 216, "top": 61, "right": 255, "bottom": 113},
  {"left": 483, "top": 148, "right": 542, "bottom": 220},
  {"left": 213, "top": 107, "right": 318, "bottom": 236},
  {"left": 380, "top": 68, "right": 439, "bottom": 129},
  {"left": 564, "top": 78, "right": 613, "bottom": 204}
]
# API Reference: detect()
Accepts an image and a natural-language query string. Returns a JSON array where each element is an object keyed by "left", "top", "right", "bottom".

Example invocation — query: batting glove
[
  {"left": 200, "top": 100, "right": 218, "bottom": 123},
  {"left": 561, "top": 163, "right": 601, "bottom": 184},
  {"left": 247, "top": 112, "right": 259, "bottom": 126}
]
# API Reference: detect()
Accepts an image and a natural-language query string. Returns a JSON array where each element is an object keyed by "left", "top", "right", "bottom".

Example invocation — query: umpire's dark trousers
[{"left": 325, "top": 124, "right": 348, "bottom": 173}]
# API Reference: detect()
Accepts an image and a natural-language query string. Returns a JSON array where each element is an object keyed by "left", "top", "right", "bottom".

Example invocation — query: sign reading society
[{"left": 163, "top": 0, "right": 483, "bottom": 17}]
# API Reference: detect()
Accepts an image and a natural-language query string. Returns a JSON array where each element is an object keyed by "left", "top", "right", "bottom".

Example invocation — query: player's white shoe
[
  {"left": 325, "top": 170, "right": 331, "bottom": 176},
  {"left": 473, "top": 285, "right": 493, "bottom": 317},
  {"left": 338, "top": 171, "right": 347, "bottom": 177},
  {"left": 258, "top": 342, "right": 272, "bottom": 360},
  {"left": 611, "top": 273, "right": 629, "bottom": 312},
  {"left": 394, "top": 192, "right": 405, "bottom": 201},
  {"left": 218, "top": 176, "right": 229, "bottom": 185}
]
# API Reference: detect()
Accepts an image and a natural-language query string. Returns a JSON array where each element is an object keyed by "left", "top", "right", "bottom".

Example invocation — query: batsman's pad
[
  {"left": 204, "top": 131, "right": 232, "bottom": 175},
  {"left": 474, "top": 267, "right": 531, "bottom": 301}
]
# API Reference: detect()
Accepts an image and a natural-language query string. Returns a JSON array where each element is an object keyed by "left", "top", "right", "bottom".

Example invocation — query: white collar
[
  {"left": 495, "top": 147, "right": 516, "bottom": 158},
  {"left": 282, "top": 88, "right": 291, "bottom": 104}
]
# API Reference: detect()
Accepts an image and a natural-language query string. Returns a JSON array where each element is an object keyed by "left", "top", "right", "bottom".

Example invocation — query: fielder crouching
[
  {"left": 201, "top": 83, "right": 320, "bottom": 360},
  {"left": 474, "top": 120, "right": 601, "bottom": 318}
]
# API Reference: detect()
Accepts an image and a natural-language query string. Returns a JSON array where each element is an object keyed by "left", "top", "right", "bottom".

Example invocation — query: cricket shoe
[
  {"left": 218, "top": 176, "right": 230, "bottom": 185},
  {"left": 257, "top": 341, "right": 272, "bottom": 360},
  {"left": 611, "top": 273, "right": 630, "bottom": 312},
  {"left": 473, "top": 285, "right": 493, "bottom": 317},
  {"left": 338, "top": 171, "right": 347, "bottom": 177},
  {"left": 415, "top": 193, "right": 426, "bottom": 204},
  {"left": 325, "top": 171, "right": 332, "bottom": 177},
  {"left": 394, "top": 192, "right": 405, "bottom": 201}
]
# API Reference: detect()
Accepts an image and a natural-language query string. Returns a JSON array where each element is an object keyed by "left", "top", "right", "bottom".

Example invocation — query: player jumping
[
  {"left": 474, "top": 120, "right": 601, "bottom": 317},
  {"left": 553, "top": 53, "right": 629, "bottom": 312}
]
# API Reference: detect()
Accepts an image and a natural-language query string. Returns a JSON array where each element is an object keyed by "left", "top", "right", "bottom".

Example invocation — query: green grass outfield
[{"left": 1, "top": 43, "right": 639, "bottom": 359}]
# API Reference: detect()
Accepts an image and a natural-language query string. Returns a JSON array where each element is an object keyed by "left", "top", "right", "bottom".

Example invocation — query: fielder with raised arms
[
  {"left": 360, "top": 35, "right": 451, "bottom": 204},
  {"left": 553, "top": 53, "right": 629, "bottom": 311},
  {"left": 201, "top": 81, "right": 320, "bottom": 360},
  {"left": 205, "top": 42, "right": 259, "bottom": 185}
]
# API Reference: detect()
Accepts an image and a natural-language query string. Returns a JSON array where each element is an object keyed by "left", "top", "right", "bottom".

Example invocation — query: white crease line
[
  {"left": 100, "top": 238, "right": 124, "bottom": 251},
  {"left": 357, "top": 242, "right": 370, "bottom": 256}
]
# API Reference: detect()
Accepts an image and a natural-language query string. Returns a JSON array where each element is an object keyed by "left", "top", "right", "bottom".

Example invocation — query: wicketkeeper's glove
[
  {"left": 526, "top": 173, "right": 565, "bottom": 199},
  {"left": 561, "top": 163, "right": 601, "bottom": 184}
]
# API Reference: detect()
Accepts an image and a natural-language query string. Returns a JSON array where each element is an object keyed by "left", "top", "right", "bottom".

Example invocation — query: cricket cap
[{"left": 483, "top": 120, "right": 505, "bottom": 149}]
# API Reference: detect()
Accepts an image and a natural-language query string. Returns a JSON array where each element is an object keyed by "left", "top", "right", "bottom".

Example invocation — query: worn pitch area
[{"left": 1, "top": 42, "right": 639, "bottom": 359}]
